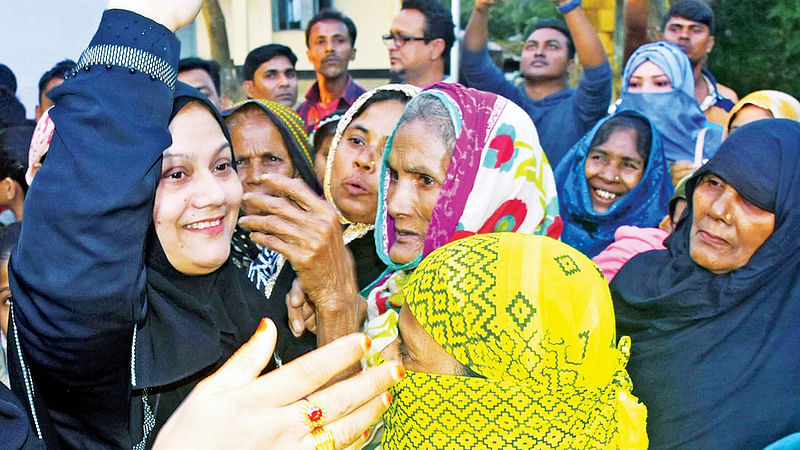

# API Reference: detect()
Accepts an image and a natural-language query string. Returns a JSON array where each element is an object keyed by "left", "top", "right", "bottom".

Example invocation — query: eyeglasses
[{"left": 382, "top": 33, "right": 427, "bottom": 48}]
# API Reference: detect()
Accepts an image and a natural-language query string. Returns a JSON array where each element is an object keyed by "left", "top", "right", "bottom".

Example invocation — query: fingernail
[
  {"left": 256, "top": 317, "right": 268, "bottom": 334},
  {"left": 390, "top": 364, "right": 405, "bottom": 381},
  {"left": 292, "top": 320, "right": 304, "bottom": 334},
  {"left": 381, "top": 391, "right": 393, "bottom": 407},
  {"left": 361, "top": 335, "right": 372, "bottom": 353}
]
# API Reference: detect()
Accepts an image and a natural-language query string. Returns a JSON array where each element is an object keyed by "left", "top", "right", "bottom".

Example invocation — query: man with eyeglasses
[
  {"left": 384, "top": 0, "right": 455, "bottom": 88},
  {"left": 462, "top": 0, "right": 612, "bottom": 165}
]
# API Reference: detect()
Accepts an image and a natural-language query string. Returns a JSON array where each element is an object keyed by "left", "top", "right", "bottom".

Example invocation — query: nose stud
[
  {"left": 614, "top": 175, "right": 621, "bottom": 182},
  {"left": 725, "top": 213, "right": 732, "bottom": 222}
]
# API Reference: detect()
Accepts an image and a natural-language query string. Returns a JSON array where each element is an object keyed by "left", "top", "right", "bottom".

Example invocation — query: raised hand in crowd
[{"left": 239, "top": 174, "right": 365, "bottom": 347}]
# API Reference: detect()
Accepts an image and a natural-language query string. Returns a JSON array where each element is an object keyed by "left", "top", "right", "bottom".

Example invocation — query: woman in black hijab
[
  {"left": 7, "top": 9, "right": 310, "bottom": 448},
  {"left": 611, "top": 119, "right": 800, "bottom": 448}
]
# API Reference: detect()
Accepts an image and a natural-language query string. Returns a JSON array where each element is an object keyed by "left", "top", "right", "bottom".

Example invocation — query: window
[{"left": 274, "top": 0, "right": 332, "bottom": 31}]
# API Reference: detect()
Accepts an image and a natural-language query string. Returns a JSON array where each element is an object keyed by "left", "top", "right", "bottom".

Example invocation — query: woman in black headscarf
[
  {"left": 611, "top": 119, "right": 800, "bottom": 448},
  {"left": 6, "top": 9, "right": 311, "bottom": 448}
]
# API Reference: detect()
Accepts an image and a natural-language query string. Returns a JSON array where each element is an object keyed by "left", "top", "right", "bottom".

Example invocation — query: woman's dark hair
[
  {"left": 590, "top": 115, "right": 652, "bottom": 166},
  {"left": 351, "top": 90, "right": 413, "bottom": 123},
  {"left": 312, "top": 109, "right": 346, "bottom": 152},
  {"left": 0, "top": 125, "right": 32, "bottom": 193}
]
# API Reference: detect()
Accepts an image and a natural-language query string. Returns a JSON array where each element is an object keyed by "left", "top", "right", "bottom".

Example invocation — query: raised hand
[{"left": 105, "top": 0, "right": 202, "bottom": 31}]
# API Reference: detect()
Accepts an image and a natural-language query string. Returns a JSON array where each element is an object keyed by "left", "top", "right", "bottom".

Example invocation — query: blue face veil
[{"left": 618, "top": 41, "right": 721, "bottom": 163}]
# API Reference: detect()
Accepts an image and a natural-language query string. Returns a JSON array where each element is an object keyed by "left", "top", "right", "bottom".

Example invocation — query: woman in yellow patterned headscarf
[
  {"left": 381, "top": 233, "right": 647, "bottom": 449},
  {"left": 725, "top": 90, "right": 800, "bottom": 137}
]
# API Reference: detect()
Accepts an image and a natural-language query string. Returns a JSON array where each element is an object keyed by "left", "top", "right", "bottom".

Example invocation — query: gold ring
[
  {"left": 301, "top": 398, "right": 327, "bottom": 429},
  {"left": 311, "top": 427, "right": 335, "bottom": 450}
]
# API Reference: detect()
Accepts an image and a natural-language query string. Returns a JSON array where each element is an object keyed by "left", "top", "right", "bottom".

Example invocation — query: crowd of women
[{"left": 1, "top": 0, "right": 799, "bottom": 449}]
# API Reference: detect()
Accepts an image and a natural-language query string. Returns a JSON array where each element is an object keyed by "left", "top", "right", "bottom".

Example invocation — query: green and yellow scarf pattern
[{"left": 382, "top": 233, "right": 647, "bottom": 449}]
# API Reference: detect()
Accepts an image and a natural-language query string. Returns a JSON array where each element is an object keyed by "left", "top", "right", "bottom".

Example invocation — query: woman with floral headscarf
[
  {"left": 381, "top": 233, "right": 647, "bottom": 448},
  {"left": 364, "top": 82, "right": 561, "bottom": 362}
]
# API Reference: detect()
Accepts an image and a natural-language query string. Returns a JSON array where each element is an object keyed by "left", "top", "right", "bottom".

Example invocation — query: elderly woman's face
[
  {"left": 381, "top": 304, "right": 463, "bottom": 374},
  {"left": 628, "top": 61, "right": 673, "bottom": 93},
  {"left": 584, "top": 127, "right": 645, "bottom": 212},
  {"left": 228, "top": 112, "right": 294, "bottom": 211},
  {"left": 387, "top": 119, "right": 451, "bottom": 264},
  {"left": 154, "top": 103, "right": 242, "bottom": 276},
  {"left": 330, "top": 99, "right": 406, "bottom": 224},
  {"left": 689, "top": 173, "right": 775, "bottom": 274}
]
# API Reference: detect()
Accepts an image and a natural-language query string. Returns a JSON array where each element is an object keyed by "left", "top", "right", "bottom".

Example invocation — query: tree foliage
[
  {"left": 709, "top": 0, "right": 800, "bottom": 98},
  {"left": 448, "top": 0, "right": 559, "bottom": 39},
  {"left": 450, "top": 0, "right": 799, "bottom": 99}
]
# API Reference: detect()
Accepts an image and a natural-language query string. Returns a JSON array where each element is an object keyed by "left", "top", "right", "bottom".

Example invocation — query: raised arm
[
  {"left": 559, "top": 0, "right": 609, "bottom": 68},
  {"left": 623, "top": 0, "right": 651, "bottom": 64},
  {"left": 9, "top": 1, "right": 198, "bottom": 381},
  {"left": 462, "top": 0, "right": 501, "bottom": 52}
]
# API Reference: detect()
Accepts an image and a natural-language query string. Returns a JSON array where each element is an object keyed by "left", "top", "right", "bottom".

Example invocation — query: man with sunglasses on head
[
  {"left": 462, "top": 0, "right": 612, "bottom": 165},
  {"left": 384, "top": 0, "right": 455, "bottom": 88}
]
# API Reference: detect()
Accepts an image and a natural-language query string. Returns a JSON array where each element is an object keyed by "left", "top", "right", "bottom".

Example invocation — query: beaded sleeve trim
[{"left": 75, "top": 44, "right": 177, "bottom": 90}]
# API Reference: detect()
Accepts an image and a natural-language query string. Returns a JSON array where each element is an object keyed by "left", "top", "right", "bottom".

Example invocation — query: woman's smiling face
[
  {"left": 584, "top": 127, "right": 645, "bottom": 213},
  {"left": 154, "top": 102, "right": 242, "bottom": 276}
]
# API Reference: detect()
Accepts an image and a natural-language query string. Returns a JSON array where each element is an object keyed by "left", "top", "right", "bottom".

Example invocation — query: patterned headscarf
[
  {"left": 724, "top": 90, "right": 800, "bottom": 137},
  {"left": 618, "top": 41, "right": 721, "bottom": 163},
  {"left": 375, "top": 82, "right": 561, "bottom": 272},
  {"left": 382, "top": 233, "right": 648, "bottom": 449},
  {"left": 222, "top": 99, "right": 321, "bottom": 297},
  {"left": 555, "top": 110, "right": 674, "bottom": 258},
  {"left": 364, "top": 82, "right": 560, "bottom": 364},
  {"left": 323, "top": 84, "right": 420, "bottom": 244}
]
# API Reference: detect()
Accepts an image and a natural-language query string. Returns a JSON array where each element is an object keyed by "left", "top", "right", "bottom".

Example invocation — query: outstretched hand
[
  {"left": 106, "top": 0, "right": 202, "bottom": 31},
  {"left": 153, "top": 319, "right": 404, "bottom": 449}
]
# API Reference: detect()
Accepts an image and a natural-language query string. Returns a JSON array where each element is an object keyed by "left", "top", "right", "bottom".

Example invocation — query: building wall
[
  {"left": 192, "top": 0, "right": 402, "bottom": 71},
  {"left": 583, "top": 0, "right": 617, "bottom": 58}
]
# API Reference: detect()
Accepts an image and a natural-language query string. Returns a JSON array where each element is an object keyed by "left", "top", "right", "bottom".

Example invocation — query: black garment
[
  {"left": 611, "top": 119, "right": 800, "bottom": 449},
  {"left": 350, "top": 229, "right": 386, "bottom": 292},
  {"left": 8, "top": 10, "right": 311, "bottom": 449},
  {"left": 0, "top": 382, "right": 44, "bottom": 450}
]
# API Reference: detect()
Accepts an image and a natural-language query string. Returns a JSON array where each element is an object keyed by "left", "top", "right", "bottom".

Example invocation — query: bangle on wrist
[{"left": 557, "top": 0, "right": 582, "bottom": 15}]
